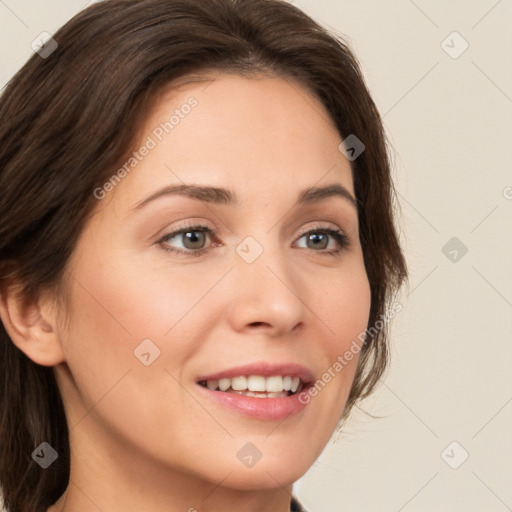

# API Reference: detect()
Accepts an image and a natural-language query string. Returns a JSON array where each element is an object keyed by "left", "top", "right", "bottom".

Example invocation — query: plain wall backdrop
[{"left": 1, "top": 1, "right": 511, "bottom": 511}]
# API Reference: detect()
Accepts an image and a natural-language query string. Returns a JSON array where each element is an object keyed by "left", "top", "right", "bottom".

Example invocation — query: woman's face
[{"left": 54, "top": 73, "right": 371, "bottom": 496}]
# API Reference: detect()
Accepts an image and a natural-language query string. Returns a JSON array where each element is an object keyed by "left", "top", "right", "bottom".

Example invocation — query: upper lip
[{"left": 196, "top": 362, "right": 315, "bottom": 385}]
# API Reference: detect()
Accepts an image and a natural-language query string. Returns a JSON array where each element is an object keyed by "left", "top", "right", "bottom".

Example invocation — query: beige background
[{"left": 1, "top": 1, "right": 511, "bottom": 511}]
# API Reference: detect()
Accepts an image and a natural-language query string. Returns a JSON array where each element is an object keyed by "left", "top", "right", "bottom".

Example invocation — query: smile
[
  {"left": 195, "top": 363, "right": 315, "bottom": 420},
  {"left": 198, "top": 375, "right": 305, "bottom": 397}
]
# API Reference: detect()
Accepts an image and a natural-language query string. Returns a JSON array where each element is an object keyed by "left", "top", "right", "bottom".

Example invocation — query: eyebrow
[{"left": 132, "top": 182, "right": 358, "bottom": 211}]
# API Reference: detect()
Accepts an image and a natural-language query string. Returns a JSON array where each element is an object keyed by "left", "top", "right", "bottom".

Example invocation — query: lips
[{"left": 195, "top": 362, "right": 316, "bottom": 420}]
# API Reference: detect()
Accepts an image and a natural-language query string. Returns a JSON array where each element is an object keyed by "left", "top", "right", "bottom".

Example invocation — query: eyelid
[{"left": 296, "top": 221, "right": 341, "bottom": 237}]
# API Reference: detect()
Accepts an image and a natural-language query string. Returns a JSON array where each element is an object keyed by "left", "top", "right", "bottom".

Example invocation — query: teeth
[
  {"left": 266, "top": 376, "right": 283, "bottom": 392},
  {"left": 218, "top": 378, "right": 231, "bottom": 392},
  {"left": 231, "top": 376, "right": 247, "bottom": 390},
  {"left": 206, "top": 379, "right": 218, "bottom": 390},
  {"left": 230, "top": 389, "right": 288, "bottom": 398},
  {"left": 201, "top": 375, "right": 304, "bottom": 394},
  {"left": 247, "top": 375, "right": 266, "bottom": 392}
]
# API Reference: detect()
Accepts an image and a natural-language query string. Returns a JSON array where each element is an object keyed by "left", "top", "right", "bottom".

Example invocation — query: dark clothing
[{"left": 290, "top": 496, "right": 307, "bottom": 511}]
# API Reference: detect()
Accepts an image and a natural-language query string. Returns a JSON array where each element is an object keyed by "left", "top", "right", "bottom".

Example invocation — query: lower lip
[{"left": 196, "top": 384, "right": 312, "bottom": 420}]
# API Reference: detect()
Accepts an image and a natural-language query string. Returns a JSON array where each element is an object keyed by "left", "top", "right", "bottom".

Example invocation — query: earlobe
[{"left": 0, "top": 282, "right": 66, "bottom": 367}]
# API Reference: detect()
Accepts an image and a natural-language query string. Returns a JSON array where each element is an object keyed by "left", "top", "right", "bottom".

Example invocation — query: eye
[
  {"left": 157, "top": 223, "right": 350, "bottom": 257},
  {"left": 295, "top": 226, "right": 350, "bottom": 255},
  {"left": 158, "top": 223, "right": 216, "bottom": 256}
]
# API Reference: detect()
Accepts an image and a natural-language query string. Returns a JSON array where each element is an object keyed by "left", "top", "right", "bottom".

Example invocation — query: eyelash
[{"left": 157, "top": 222, "right": 350, "bottom": 257}]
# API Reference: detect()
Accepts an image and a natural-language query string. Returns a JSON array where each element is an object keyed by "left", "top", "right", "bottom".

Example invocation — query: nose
[{"left": 226, "top": 237, "right": 306, "bottom": 337}]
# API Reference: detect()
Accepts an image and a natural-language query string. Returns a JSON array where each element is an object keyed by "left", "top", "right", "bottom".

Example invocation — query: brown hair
[{"left": 0, "top": 0, "right": 407, "bottom": 510}]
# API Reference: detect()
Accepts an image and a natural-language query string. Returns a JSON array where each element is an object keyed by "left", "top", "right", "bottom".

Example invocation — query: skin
[{"left": 0, "top": 73, "right": 371, "bottom": 512}]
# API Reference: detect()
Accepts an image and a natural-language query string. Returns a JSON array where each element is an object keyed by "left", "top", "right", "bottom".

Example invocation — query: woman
[{"left": 0, "top": 1, "right": 407, "bottom": 511}]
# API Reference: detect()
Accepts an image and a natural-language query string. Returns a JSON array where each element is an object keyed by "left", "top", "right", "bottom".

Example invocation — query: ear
[{"left": 0, "top": 280, "right": 65, "bottom": 366}]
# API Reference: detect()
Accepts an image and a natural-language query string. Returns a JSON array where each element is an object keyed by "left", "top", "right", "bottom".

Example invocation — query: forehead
[{"left": 108, "top": 73, "right": 355, "bottom": 211}]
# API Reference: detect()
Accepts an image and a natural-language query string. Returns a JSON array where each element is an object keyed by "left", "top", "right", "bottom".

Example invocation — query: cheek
[
  {"left": 320, "top": 262, "right": 372, "bottom": 356},
  {"left": 57, "top": 254, "right": 224, "bottom": 445},
  {"left": 112, "top": 248, "right": 231, "bottom": 326},
  {"left": 62, "top": 251, "right": 227, "bottom": 375},
  {"left": 306, "top": 260, "right": 371, "bottom": 413}
]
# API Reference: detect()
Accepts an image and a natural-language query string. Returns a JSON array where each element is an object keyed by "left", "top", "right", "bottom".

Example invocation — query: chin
[
  {"left": 197, "top": 446, "right": 313, "bottom": 491},
  {"left": 215, "top": 463, "right": 307, "bottom": 491}
]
